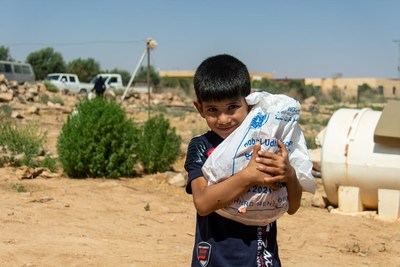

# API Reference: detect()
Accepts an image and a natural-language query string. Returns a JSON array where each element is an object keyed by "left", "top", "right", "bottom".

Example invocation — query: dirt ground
[{"left": 0, "top": 93, "right": 399, "bottom": 267}]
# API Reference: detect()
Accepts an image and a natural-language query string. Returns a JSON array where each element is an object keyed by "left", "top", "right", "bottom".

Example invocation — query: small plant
[
  {"left": 0, "top": 116, "right": 46, "bottom": 167},
  {"left": 144, "top": 203, "right": 150, "bottom": 211},
  {"left": 13, "top": 183, "right": 26, "bottom": 193},
  {"left": 50, "top": 95, "right": 64, "bottom": 105},
  {"left": 44, "top": 81, "right": 59, "bottom": 93},
  {"left": 137, "top": 114, "right": 182, "bottom": 174},
  {"left": 40, "top": 93, "right": 50, "bottom": 104},
  {"left": 0, "top": 104, "right": 12, "bottom": 117},
  {"left": 57, "top": 97, "right": 140, "bottom": 178},
  {"left": 41, "top": 154, "right": 58, "bottom": 172},
  {"left": 305, "top": 136, "right": 318, "bottom": 149}
]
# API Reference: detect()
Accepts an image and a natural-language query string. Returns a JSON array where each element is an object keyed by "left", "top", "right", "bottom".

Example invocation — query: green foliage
[
  {"left": 251, "top": 78, "right": 320, "bottom": 101},
  {"left": 27, "top": 47, "right": 66, "bottom": 80},
  {"left": 305, "top": 136, "right": 318, "bottom": 149},
  {"left": 41, "top": 154, "right": 57, "bottom": 172},
  {"left": 44, "top": 81, "right": 59, "bottom": 93},
  {"left": 40, "top": 93, "right": 50, "bottom": 104},
  {"left": 50, "top": 96, "right": 64, "bottom": 105},
  {"left": 57, "top": 97, "right": 140, "bottom": 178},
  {"left": 13, "top": 183, "right": 26, "bottom": 193},
  {"left": 135, "top": 65, "right": 160, "bottom": 88},
  {"left": 0, "top": 46, "right": 14, "bottom": 61},
  {"left": 0, "top": 104, "right": 12, "bottom": 117},
  {"left": 159, "top": 77, "right": 193, "bottom": 94},
  {"left": 67, "top": 58, "right": 101, "bottom": 82},
  {"left": 137, "top": 114, "right": 181, "bottom": 174},
  {"left": 104, "top": 68, "right": 131, "bottom": 85},
  {"left": 0, "top": 115, "right": 46, "bottom": 167}
]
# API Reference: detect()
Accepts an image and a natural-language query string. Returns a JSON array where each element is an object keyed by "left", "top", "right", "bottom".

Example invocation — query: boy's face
[{"left": 194, "top": 97, "right": 250, "bottom": 139}]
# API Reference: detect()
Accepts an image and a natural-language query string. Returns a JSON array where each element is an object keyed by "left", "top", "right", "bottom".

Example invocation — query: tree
[
  {"left": 105, "top": 68, "right": 130, "bottom": 85},
  {"left": 0, "top": 46, "right": 14, "bottom": 61},
  {"left": 67, "top": 58, "right": 100, "bottom": 82},
  {"left": 135, "top": 65, "right": 160, "bottom": 87},
  {"left": 27, "top": 47, "right": 66, "bottom": 80}
]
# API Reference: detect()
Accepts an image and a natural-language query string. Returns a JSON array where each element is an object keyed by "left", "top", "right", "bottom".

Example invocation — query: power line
[{"left": 4, "top": 39, "right": 146, "bottom": 47}]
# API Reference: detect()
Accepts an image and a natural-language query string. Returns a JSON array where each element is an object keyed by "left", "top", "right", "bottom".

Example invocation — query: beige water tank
[{"left": 321, "top": 101, "right": 400, "bottom": 209}]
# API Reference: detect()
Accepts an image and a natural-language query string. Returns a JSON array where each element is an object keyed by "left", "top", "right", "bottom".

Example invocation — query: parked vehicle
[
  {"left": 89, "top": 74, "right": 124, "bottom": 90},
  {"left": 0, "top": 60, "right": 35, "bottom": 84},
  {"left": 44, "top": 73, "right": 91, "bottom": 94}
]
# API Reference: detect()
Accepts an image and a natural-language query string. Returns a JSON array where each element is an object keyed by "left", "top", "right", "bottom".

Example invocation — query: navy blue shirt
[{"left": 185, "top": 131, "right": 281, "bottom": 267}]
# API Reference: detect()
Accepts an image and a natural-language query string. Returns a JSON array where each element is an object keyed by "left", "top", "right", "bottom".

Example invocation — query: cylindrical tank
[{"left": 321, "top": 108, "right": 400, "bottom": 209}]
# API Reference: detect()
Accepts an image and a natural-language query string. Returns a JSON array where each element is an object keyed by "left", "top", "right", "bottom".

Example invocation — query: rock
[
  {"left": 0, "top": 92, "right": 13, "bottom": 102},
  {"left": 27, "top": 105, "right": 40, "bottom": 115},
  {"left": 168, "top": 172, "right": 186, "bottom": 187},
  {"left": 0, "top": 74, "right": 6, "bottom": 83},
  {"left": 309, "top": 148, "right": 321, "bottom": 172},
  {"left": 11, "top": 111, "right": 24, "bottom": 119}
]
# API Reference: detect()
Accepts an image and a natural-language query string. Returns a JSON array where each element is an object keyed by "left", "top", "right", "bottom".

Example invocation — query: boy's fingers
[
  {"left": 278, "top": 140, "right": 288, "bottom": 158},
  {"left": 252, "top": 142, "right": 261, "bottom": 160}
]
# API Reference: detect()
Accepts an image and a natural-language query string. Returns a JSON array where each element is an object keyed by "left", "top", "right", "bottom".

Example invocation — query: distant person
[
  {"left": 92, "top": 76, "right": 106, "bottom": 96},
  {"left": 184, "top": 54, "right": 315, "bottom": 266}
]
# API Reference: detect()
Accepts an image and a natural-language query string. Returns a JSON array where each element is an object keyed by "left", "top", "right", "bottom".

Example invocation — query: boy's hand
[{"left": 255, "top": 140, "right": 296, "bottom": 187}]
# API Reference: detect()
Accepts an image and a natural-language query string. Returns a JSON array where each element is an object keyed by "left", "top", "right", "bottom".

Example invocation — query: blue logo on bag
[
  {"left": 231, "top": 112, "right": 269, "bottom": 175},
  {"left": 250, "top": 112, "right": 267, "bottom": 129}
]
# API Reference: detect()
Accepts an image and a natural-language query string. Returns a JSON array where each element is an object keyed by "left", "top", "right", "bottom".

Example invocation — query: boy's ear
[{"left": 193, "top": 100, "right": 205, "bottom": 118}]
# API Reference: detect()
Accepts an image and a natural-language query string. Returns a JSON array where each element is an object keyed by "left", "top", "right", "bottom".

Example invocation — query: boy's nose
[{"left": 217, "top": 113, "right": 231, "bottom": 125}]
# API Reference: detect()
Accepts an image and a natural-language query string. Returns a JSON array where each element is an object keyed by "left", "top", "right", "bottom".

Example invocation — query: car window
[
  {"left": 13, "top": 65, "right": 22, "bottom": 74},
  {"left": 4, "top": 64, "right": 12, "bottom": 73},
  {"left": 22, "top": 65, "right": 31, "bottom": 74},
  {"left": 46, "top": 75, "right": 60, "bottom": 81},
  {"left": 70, "top": 76, "right": 76, "bottom": 82}
]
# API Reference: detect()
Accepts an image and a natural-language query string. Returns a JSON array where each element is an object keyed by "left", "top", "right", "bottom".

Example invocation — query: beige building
[
  {"left": 159, "top": 70, "right": 273, "bottom": 81},
  {"left": 305, "top": 78, "right": 400, "bottom": 99}
]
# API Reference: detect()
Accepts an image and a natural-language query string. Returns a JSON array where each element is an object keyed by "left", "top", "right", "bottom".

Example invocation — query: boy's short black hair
[{"left": 194, "top": 54, "right": 251, "bottom": 103}]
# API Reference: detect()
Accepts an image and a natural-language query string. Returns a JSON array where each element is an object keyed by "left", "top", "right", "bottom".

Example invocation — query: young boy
[{"left": 185, "top": 54, "right": 312, "bottom": 266}]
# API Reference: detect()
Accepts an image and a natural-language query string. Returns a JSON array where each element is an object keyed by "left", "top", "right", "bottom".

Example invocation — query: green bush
[
  {"left": 57, "top": 97, "right": 140, "bottom": 178},
  {"left": 0, "top": 114, "right": 46, "bottom": 167},
  {"left": 44, "top": 81, "right": 59, "bottom": 93},
  {"left": 40, "top": 93, "right": 50, "bottom": 104},
  {"left": 137, "top": 114, "right": 181, "bottom": 174},
  {"left": 0, "top": 104, "right": 12, "bottom": 117}
]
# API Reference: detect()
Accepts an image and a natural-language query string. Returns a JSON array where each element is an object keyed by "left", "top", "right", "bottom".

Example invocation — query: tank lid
[{"left": 374, "top": 100, "right": 400, "bottom": 147}]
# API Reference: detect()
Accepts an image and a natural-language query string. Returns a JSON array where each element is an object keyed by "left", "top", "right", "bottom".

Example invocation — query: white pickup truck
[
  {"left": 90, "top": 74, "right": 124, "bottom": 90},
  {"left": 44, "top": 73, "right": 123, "bottom": 93}
]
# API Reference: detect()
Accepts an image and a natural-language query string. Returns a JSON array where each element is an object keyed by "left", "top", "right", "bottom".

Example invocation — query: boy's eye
[
  {"left": 228, "top": 104, "right": 240, "bottom": 110},
  {"left": 207, "top": 107, "right": 217, "bottom": 113}
]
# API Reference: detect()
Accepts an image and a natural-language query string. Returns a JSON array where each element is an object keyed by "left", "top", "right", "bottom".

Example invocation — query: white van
[{"left": 0, "top": 60, "right": 36, "bottom": 84}]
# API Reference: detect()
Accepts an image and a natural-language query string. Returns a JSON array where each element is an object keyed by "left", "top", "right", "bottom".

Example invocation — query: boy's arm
[
  {"left": 256, "top": 140, "right": 302, "bottom": 214},
  {"left": 191, "top": 142, "right": 274, "bottom": 216}
]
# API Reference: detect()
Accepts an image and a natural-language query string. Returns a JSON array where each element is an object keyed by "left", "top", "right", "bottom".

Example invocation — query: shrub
[
  {"left": 41, "top": 154, "right": 58, "bottom": 172},
  {"left": 40, "top": 93, "right": 50, "bottom": 104},
  {"left": 50, "top": 95, "right": 64, "bottom": 105},
  {"left": 137, "top": 114, "right": 181, "bottom": 174},
  {"left": 0, "top": 114, "right": 46, "bottom": 167},
  {"left": 44, "top": 81, "right": 59, "bottom": 93},
  {"left": 0, "top": 104, "right": 12, "bottom": 117},
  {"left": 57, "top": 97, "right": 140, "bottom": 178}
]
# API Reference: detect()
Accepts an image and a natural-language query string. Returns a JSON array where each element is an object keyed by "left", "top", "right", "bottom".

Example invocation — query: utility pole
[
  {"left": 146, "top": 39, "right": 151, "bottom": 119},
  {"left": 394, "top": 40, "right": 400, "bottom": 79},
  {"left": 121, "top": 38, "right": 157, "bottom": 104}
]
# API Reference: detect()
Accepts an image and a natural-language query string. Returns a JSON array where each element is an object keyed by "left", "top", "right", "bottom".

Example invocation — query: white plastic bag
[{"left": 202, "top": 91, "right": 315, "bottom": 226}]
